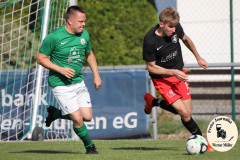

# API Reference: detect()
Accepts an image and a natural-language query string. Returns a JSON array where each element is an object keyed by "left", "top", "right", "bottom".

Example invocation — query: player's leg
[
  {"left": 175, "top": 80, "right": 202, "bottom": 135},
  {"left": 144, "top": 93, "right": 178, "bottom": 114},
  {"left": 144, "top": 77, "right": 178, "bottom": 114},
  {"left": 171, "top": 99, "right": 191, "bottom": 121},
  {"left": 78, "top": 107, "right": 92, "bottom": 121},
  {"left": 73, "top": 81, "right": 98, "bottom": 154},
  {"left": 178, "top": 81, "right": 192, "bottom": 116},
  {"left": 46, "top": 82, "right": 98, "bottom": 154},
  {"left": 145, "top": 91, "right": 202, "bottom": 136},
  {"left": 45, "top": 105, "right": 71, "bottom": 127},
  {"left": 46, "top": 81, "right": 93, "bottom": 124},
  {"left": 45, "top": 85, "right": 76, "bottom": 127},
  {"left": 182, "top": 98, "right": 192, "bottom": 116},
  {"left": 171, "top": 99, "right": 202, "bottom": 135},
  {"left": 69, "top": 107, "right": 97, "bottom": 154},
  {"left": 159, "top": 100, "right": 178, "bottom": 114}
]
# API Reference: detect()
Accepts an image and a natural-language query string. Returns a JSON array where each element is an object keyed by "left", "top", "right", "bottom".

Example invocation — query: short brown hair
[
  {"left": 159, "top": 6, "right": 179, "bottom": 25},
  {"left": 65, "top": 6, "right": 86, "bottom": 23}
]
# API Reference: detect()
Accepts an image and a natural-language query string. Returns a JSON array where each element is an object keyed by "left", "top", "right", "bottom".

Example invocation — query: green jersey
[{"left": 39, "top": 25, "right": 92, "bottom": 87}]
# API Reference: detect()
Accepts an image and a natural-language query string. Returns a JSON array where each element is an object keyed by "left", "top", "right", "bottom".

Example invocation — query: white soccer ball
[{"left": 186, "top": 135, "right": 208, "bottom": 155}]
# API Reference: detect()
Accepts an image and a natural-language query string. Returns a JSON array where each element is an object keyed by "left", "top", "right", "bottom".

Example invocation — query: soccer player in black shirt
[{"left": 143, "top": 6, "right": 207, "bottom": 136}]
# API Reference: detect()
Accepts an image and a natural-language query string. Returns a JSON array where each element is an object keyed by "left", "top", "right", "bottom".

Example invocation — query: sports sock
[
  {"left": 73, "top": 123, "right": 94, "bottom": 148},
  {"left": 181, "top": 117, "right": 202, "bottom": 135},
  {"left": 152, "top": 99, "right": 178, "bottom": 114},
  {"left": 159, "top": 100, "right": 178, "bottom": 114},
  {"left": 151, "top": 98, "right": 160, "bottom": 106},
  {"left": 53, "top": 109, "right": 71, "bottom": 120}
]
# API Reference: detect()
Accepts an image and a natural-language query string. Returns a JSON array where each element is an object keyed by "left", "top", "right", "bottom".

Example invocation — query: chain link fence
[{"left": 154, "top": 0, "right": 240, "bottom": 120}]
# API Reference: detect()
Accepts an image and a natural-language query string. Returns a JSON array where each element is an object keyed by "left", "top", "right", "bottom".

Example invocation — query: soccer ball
[{"left": 186, "top": 135, "right": 208, "bottom": 155}]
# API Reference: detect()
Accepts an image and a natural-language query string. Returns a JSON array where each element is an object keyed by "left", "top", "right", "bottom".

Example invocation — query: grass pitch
[{"left": 0, "top": 139, "right": 239, "bottom": 160}]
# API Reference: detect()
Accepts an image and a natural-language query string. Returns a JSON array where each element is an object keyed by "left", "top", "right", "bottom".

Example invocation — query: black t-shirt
[{"left": 143, "top": 23, "right": 185, "bottom": 79}]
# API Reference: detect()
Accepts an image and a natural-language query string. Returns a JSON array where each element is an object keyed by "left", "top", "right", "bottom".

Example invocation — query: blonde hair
[{"left": 159, "top": 6, "right": 180, "bottom": 25}]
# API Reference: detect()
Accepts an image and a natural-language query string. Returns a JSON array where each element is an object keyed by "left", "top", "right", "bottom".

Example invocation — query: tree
[
  {"left": 0, "top": 0, "right": 158, "bottom": 69},
  {"left": 80, "top": 0, "right": 158, "bottom": 66}
]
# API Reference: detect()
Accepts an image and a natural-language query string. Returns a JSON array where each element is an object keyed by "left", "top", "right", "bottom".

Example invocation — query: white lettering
[
  {"left": 85, "top": 117, "right": 107, "bottom": 130},
  {"left": 85, "top": 119, "right": 95, "bottom": 130},
  {"left": 1, "top": 119, "right": 24, "bottom": 130},
  {"left": 113, "top": 116, "right": 124, "bottom": 129},
  {"left": 0, "top": 112, "right": 139, "bottom": 131},
  {"left": 124, "top": 112, "right": 137, "bottom": 128},
  {"left": 1, "top": 119, "right": 11, "bottom": 129},
  {"left": 11, "top": 119, "right": 22, "bottom": 129},
  {"left": 14, "top": 94, "right": 24, "bottom": 107},
  {"left": 36, "top": 115, "right": 43, "bottom": 127},
  {"left": 39, "top": 93, "right": 48, "bottom": 105},
  {"left": 113, "top": 112, "right": 138, "bottom": 129},
  {"left": 2, "top": 89, "right": 12, "bottom": 106},
  {"left": 27, "top": 93, "right": 35, "bottom": 106},
  {"left": 161, "top": 50, "right": 177, "bottom": 62},
  {"left": 95, "top": 117, "right": 107, "bottom": 129},
  {"left": 54, "top": 119, "right": 66, "bottom": 129},
  {"left": 1, "top": 89, "right": 48, "bottom": 107}
]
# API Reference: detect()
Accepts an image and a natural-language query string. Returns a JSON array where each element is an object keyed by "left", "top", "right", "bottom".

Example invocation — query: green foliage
[
  {"left": 79, "top": 0, "right": 158, "bottom": 66},
  {"left": 1, "top": 0, "right": 158, "bottom": 69},
  {"left": 0, "top": 0, "right": 42, "bottom": 69},
  {"left": 0, "top": 22, "right": 40, "bottom": 69}
]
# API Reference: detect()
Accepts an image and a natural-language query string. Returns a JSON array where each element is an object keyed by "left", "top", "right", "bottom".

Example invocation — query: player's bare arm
[
  {"left": 146, "top": 61, "right": 188, "bottom": 81},
  {"left": 37, "top": 52, "right": 75, "bottom": 78},
  {"left": 86, "top": 50, "right": 102, "bottom": 90},
  {"left": 182, "top": 34, "right": 208, "bottom": 69}
]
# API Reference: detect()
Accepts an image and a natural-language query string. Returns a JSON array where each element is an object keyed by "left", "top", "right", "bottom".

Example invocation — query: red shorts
[{"left": 152, "top": 76, "right": 191, "bottom": 105}]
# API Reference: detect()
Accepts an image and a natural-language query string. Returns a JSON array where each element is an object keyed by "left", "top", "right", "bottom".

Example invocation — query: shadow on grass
[
  {"left": 112, "top": 147, "right": 178, "bottom": 151},
  {"left": 10, "top": 150, "right": 80, "bottom": 154}
]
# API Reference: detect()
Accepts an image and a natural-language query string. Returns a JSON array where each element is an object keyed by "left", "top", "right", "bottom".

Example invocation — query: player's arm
[
  {"left": 85, "top": 50, "right": 102, "bottom": 90},
  {"left": 37, "top": 52, "right": 75, "bottom": 79},
  {"left": 146, "top": 61, "right": 188, "bottom": 82},
  {"left": 181, "top": 34, "right": 208, "bottom": 69}
]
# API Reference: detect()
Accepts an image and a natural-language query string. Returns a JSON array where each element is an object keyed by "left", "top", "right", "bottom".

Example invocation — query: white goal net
[{"left": 0, "top": 0, "right": 72, "bottom": 141}]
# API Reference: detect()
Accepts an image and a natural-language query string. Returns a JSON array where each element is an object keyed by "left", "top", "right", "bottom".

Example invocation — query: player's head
[
  {"left": 159, "top": 6, "right": 179, "bottom": 25},
  {"left": 158, "top": 7, "right": 179, "bottom": 37},
  {"left": 65, "top": 6, "right": 86, "bottom": 34}
]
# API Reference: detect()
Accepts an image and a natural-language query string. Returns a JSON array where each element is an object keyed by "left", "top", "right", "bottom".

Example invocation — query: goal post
[
  {"left": 0, "top": 0, "right": 72, "bottom": 141},
  {"left": 29, "top": 0, "right": 78, "bottom": 140},
  {"left": 27, "top": 0, "right": 51, "bottom": 140}
]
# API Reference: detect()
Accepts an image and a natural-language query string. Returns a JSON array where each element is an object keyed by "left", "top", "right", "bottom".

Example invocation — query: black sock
[
  {"left": 152, "top": 99, "right": 178, "bottom": 114},
  {"left": 159, "top": 100, "right": 178, "bottom": 114},
  {"left": 181, "top": 117, "right": 202, "bottom": 135},
  {"left": 151, "top": 99, "right": 159, "bottom": 106}
]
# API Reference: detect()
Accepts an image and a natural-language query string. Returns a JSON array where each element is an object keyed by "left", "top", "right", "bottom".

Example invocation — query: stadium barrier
[{"left": 0, "top": 69, "right": 150, "bottom": 140}]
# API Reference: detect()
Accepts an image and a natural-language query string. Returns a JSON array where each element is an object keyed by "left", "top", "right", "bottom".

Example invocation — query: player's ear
[
  {"left": 159, "top": 22, "right": 164, "bottom": 27},
  {"left": 68, "top": 18, "right": 72, "bottom": 25}
]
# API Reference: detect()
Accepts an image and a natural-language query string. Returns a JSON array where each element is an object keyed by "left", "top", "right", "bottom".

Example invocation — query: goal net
[{"left": 0, "top": 0, "right": 72, "bottom": 141}]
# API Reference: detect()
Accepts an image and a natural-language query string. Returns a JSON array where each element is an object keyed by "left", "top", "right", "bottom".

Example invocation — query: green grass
[
  {"left": 153, "top": 119, "right": 212, "bottom": 134},
  {"left": 0, "top": 139, "right": 240, "bottom": 160},
  {"left": 149, "top": 116, "right": 240, "bottom": 135},
  {"left": 1, "top": 118, "right": 239, "bottom": 160}
]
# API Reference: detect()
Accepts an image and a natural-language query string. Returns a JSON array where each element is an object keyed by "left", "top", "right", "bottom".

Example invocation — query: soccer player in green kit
[{"left": 37, "top": 6, "right": 101, "bottom": 154}]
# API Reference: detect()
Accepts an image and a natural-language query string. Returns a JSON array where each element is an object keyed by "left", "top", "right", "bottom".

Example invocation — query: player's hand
[
  {"left": 94, "top": 76, "right": 102, "bottom": 90},
  {"left": 59, "top": 67, "right": 75, "bottom": 78},
  {"left": 173, "top": 70, "right": 188, "bottom": 82},
  {"left": 197, "top": 57, "right": 208, "bottom": 69}
]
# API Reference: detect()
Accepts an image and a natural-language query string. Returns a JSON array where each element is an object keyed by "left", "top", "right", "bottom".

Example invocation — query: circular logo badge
[
  {"left": 80, "top": 38, "right": 86, "bottom": 45},
  {"left": 207, "top": 116, "right": 238, "bottom": 152},
  {"left": 171, "top": 34, "right": 178, "bottom": 43}
]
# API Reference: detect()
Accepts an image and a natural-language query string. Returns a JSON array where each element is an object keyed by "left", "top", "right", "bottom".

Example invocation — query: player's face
[
  {"left": 161, "top": 22, "right": 176, "bottom": 37},
  {"left": 69, "top": 12, "right": 86, "bottom": 34}
]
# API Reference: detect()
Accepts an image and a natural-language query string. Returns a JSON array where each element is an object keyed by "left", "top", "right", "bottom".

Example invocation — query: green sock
[
  {"left": 53, "top": 109, "right": 71, "bottom": 120},
  {"left": 73, "top": 123, "right": 93, "bottom": 148}
]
